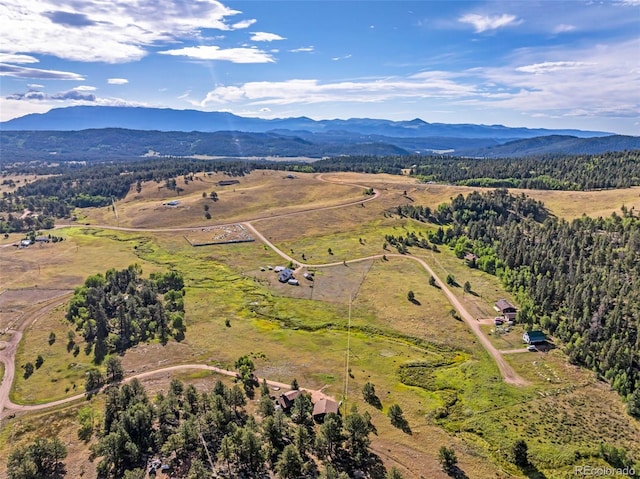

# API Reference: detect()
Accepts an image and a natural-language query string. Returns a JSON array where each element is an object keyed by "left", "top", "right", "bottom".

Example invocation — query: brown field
[
  {"left": 2, "top": 171, "right": 640, "bottom": 479},
  {"left": 82, "top": 170, "right": 366, "bottom": 228}
]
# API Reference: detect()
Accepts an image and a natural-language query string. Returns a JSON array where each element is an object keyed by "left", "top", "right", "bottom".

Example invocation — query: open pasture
[
  {"left": 3, "top": 170, "right": 640, "bottom": 478},
  {"left": 82, "top": 170, "right": 366, "bottom": 228}
]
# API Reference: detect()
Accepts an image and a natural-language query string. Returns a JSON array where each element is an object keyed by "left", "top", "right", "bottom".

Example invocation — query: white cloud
[
  {"left": 7, "top": 88, "right": 96, "bottom": 101},
  {"left": 553, "top": 24, "right": 576, "bottom": 33},
  {"left": 476, "top": 39, "right": 640, "bottom": 119},
  {"left": 200, "top": 72, "right": 478, "bottom": 107},
  {"left": 159, "top": 45, "right": 275, "bottom": 63},
  {"left": 250, "top": 32, "right": 286, "bottom": 42},
  {"left": 516, "top": 61, "right": 594, "bottom": 74},
  {"left": 290, "top": 46, "right": 314, "bottom": 53},
  {"left": 332, "top": 54, "right": 352, "bottom": 61},
  {"left": 0, "top": 53, "right": 39, "bottom": 64},
  {"left": 108, "top": 78, "right": 129, "bottom": 85},
  {"left": 459, "top": 13, "right": 520, "bottom": 33},
  {"left": 197, "top": 38, "right": 639, "bottom": 124},
  {"left": 232, "top": 18, "right": 256, "bottom": 29},
  {"left": 27, "top": 83, "right": 44, "bottom": 89},
  {"left": 73, "top": 85, "right": 97, "bottom": 91},
  {"left": 0, "top": 64, "right": 84, "bottom": 80},
  {"left": 0, "top": 0, "right": 243, "bottom": 63}
]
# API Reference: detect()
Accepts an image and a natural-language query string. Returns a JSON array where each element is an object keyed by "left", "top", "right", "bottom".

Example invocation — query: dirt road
[
  {"left": 1, "top": 363, "right": 329, "bottom": 418},
  {"left": 0, "top": 292, "right": 72, "bottom": 418},
  {"left": 0, "top": 173, "right": 525, "bottom": 418}
]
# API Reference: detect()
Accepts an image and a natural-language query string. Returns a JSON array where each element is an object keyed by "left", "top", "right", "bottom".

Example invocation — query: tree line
[
  {"left": 393, "top": 189, "right": 640, "bottom": 414},
  {"left": 310, "top": 151, "right": 640, "bottom": 190}
]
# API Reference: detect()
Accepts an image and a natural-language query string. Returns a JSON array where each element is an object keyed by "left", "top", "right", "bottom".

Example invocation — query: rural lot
[{"left": 1, "top": 170, "right": 639, "bottom": 478}]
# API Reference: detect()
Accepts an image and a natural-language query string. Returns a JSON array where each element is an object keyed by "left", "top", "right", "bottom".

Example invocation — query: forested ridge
[
  {"left": 66, "top": 265, "right": 186, "bottom": 363},
  {"left": 395, "top": 190, "right": 640, "bottom": 413},
  {"left": 312, "top": 151, "right": 640, "bottom": 189},
  {"left": 1, "top": 151, "right": 639, "bottom": 233}
]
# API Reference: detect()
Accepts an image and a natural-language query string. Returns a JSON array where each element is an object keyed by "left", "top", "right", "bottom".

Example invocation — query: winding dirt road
[
  {"left": 0, "top": 292, "right": 73, "bottom": 418},
  {"left": 0, "top": 172, "right": 526, "bottom": 419}
]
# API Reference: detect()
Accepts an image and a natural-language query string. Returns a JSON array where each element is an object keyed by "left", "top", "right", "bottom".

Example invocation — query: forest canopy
[{"left": 66, "top": 265, "right": 186, "bottom": 363}]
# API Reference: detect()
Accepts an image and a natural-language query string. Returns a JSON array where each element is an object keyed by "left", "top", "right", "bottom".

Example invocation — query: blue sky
[{"left": 1, "top": 0, "right": 639, "bottom": 134}]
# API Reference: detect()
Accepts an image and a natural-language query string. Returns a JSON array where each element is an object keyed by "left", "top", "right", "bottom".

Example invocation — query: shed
[{"left": 523, "top": 330, "right": 546, "bottom": 344}]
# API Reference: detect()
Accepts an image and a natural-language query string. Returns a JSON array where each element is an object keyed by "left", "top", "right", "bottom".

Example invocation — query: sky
[{"left": 1, "top": 0, "right": 639, "bottom": 135}]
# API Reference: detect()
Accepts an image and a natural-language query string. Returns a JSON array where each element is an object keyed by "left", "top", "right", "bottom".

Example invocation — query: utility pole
[{"left": 344, "top": 294, "right": 352, "bottom": 408}]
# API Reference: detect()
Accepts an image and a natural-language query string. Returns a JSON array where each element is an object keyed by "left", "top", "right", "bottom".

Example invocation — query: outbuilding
[{"left": 523, "top": 330, "right": 546, "bottom": 345}]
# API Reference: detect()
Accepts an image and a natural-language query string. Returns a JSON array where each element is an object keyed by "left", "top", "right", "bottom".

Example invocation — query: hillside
[
  {"left": 459, "top": 134, "right": 640, "bottom": 157},
  {"left": 2, "top": 128, "right": 636, "bottom": 162}
]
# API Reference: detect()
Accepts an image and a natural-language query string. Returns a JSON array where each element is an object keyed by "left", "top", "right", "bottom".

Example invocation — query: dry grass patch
[
  {"left": 83, "top": 170, "right": 366, "bottom": 228},
  {"left": 11, "top": 303, "right": 91, "bottom": 404},
  {"left": 0, "top": 228, "right": 163, "bottom": 290},
  {"left": 520, "top": 186, "right": 640, "bottom": 219},
  {"left": 0, "top": 174, "right": 51, "bottom": 195}
]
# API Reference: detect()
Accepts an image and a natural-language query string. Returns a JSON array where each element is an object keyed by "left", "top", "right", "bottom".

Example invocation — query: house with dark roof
[
  {"left": 277, "top": 390, "right": 302, "bottom": 411},
  {"left": 312, "top": 397, "right": 339, "bottom": 422},
  {"left": 523, "top": 330, "right": 546, "bottom": 345},
  {"left": 495, "top": 299, "right": 518, "bottom": 320},
  {"left": 278, "top": 268, "right": 294, "bottom": 283}
]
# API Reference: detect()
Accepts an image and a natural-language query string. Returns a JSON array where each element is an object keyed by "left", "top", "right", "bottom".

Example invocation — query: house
[
  {"left": 495, "top": 299, "right": 517, "bottom": 321},
  {"left": 278, "top": 268, "right": 294, "bottom": 283},
  {"left": 217, "top": 180, "right": 240, "bottom": 186},
  {"left": 312, "top": 397, "right": 339, "bottom": 422},
  {"left": 35, "top": 236, "right": 50, "bottom": 243},
  {"left": 274, "top": 266, "right": 285, "bottom": 273},
  {"left": 523, "top": 330, "right": 546, "bottom": 345},
  {"left": 19, "top": 239, "right": 32, "bottom": 247},
  {"left": 287, "top": 279, "right": 299, "bottom": 286},
  {"left": 277, "top": 390, "right": 302, "bottom": 410}
]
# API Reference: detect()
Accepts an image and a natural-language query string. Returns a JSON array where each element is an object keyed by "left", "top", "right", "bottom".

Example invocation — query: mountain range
[{"left": 1, "top": 106, "right": 638, "bottom": 159}]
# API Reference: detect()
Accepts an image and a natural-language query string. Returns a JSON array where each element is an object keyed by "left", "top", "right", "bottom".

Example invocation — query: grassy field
[{"left": 2, "top": 171, "right": 640, "bottom": 479}]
